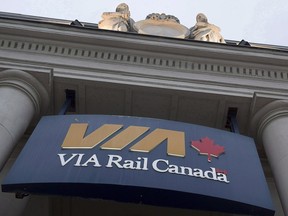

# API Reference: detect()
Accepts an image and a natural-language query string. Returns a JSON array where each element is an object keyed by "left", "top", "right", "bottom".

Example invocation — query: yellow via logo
[{"left": 61, "top": 123, "right": 185, "bottom": 157}]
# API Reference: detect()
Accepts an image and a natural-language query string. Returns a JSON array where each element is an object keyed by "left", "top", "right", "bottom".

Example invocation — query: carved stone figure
[
  {"left": 190, "top": 13, "right": 225, "bottom": 43},
  {"left": 98, "top": 3, "right": 135, "bottom": 32}
]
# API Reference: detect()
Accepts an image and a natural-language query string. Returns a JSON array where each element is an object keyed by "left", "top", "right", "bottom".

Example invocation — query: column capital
[
  {"left": 0, "top": 69, "right": 49, "bottom": 117},
  {"left": 250, "top": 100, "right": 288, "bottom": 144}
]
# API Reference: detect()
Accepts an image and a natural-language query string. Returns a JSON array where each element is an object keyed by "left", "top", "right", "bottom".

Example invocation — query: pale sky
[{"left": 1, "top": 0, "right": 288, "bottom": 46}]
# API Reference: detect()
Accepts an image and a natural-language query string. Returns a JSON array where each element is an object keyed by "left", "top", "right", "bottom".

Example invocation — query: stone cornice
[
  {"left": 0, "top": 17, "right": 288, "bottom": 63},
  {"left": 0, "top": 36, "right": 287, "bottom": 83},
  {"left": 0, "top": 16, "right": 288, "bottom": 98}
]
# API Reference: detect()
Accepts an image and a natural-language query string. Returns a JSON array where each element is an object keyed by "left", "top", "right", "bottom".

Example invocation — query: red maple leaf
[{"left": 191, "top": 137, "right": 225, "bottom": 162}]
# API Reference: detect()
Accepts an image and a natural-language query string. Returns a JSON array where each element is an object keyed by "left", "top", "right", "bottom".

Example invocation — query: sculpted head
[
  {"left": 196, "top": 13, "right": 208, "bottom": 23},
  {"left": 116, "top": 3, "right": 129, "bottom": 12}
]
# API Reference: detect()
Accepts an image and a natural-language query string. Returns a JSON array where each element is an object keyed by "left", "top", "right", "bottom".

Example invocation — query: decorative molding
[
  {"left": 0, "top": 38, "right": 287, "bottom": 82},
  {"left": 250, "top": 100, "right": 288, "bottom": 144},
  {"left": 0, "top": 69, "right": 49, "bottom": 117}
]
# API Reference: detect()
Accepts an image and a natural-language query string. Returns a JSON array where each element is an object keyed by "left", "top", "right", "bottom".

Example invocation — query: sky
[{"left": 1, "top": 0, "right": 288, "bottom": 46}]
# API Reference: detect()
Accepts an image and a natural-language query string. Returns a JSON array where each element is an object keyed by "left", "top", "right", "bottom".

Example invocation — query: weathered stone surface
[
  {"left": 98, "top": 3, "right": 135, "bottom": 32},
  {"left": 190, "top": 13, "right": 225, "bottom": 43},
  {"left": 98, "top": 4, "right": 225, "bottom": 42},
  {"left": 134, "top": 13, "right": 189, "bottom": 39}
]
